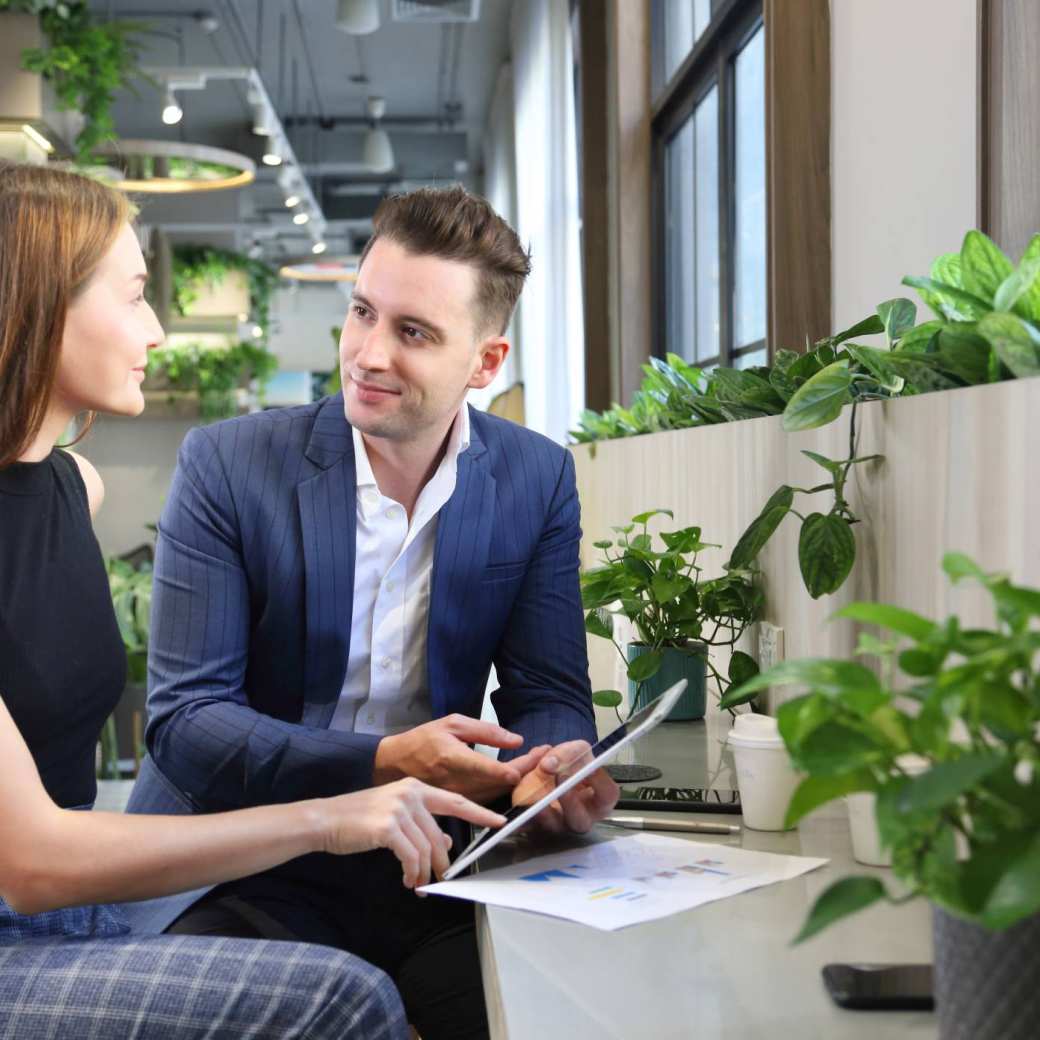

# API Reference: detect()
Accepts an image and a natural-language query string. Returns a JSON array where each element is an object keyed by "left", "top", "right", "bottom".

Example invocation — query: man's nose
[{"left": 354, "top": 325, "right": 392, "bottom": 370}]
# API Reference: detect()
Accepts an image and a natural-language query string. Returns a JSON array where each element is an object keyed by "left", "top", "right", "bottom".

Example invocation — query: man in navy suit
[{"left": 126, "top": 186, "right": 617, "bottom": 1038}]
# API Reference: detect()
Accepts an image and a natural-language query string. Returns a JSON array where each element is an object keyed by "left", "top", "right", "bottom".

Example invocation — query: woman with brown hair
[{"left": 0, "top": 161, "right": 504, "bottom": 1038}]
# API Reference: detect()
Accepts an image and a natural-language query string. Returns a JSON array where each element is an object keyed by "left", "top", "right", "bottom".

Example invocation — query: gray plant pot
[{"left": 933, "top": 905, "right": 1040, "bottom": 1039}]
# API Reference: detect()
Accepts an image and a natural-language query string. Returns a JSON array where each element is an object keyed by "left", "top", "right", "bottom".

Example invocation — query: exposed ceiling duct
[{"left": 392, "top": 0, "right": 481, "bottom": 23}]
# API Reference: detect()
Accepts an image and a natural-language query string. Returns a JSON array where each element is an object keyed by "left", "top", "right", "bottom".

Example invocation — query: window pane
[
  {"left": 694, "top": 86, "right": 719, "bottom": 362},
  {"left": 665, "top": 116, "right": 695, "bottom": 361},
  {"left": 664, "top": 86, "right": 719, "bottom": 364},
  {"left": 734, "top": 347, "right": 767, "bottom": 369},
  {"left": 654, "top": 0, "right": 712, "bottom": 91},
  {"left": 733, "top": 25, "right": 766, "bottom": 349}
]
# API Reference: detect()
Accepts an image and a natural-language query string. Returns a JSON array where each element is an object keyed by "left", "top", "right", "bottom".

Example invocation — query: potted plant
[
  {"left": 101, "top": 555, "right": 152, "bottom": 777},
  {"left": 720, "top": 553, "right": 1040, "bottom": 1040},
  {"left": 0, "top": 0, "right": 146, "bottom": 164},
  {"left": 581, "top": 509, "right": 762, "bottom": 721}
]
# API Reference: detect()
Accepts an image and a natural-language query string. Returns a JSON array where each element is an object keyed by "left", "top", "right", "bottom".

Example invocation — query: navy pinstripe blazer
[{"left": 123, "top": 394, "right": 595, "bottom": 932}]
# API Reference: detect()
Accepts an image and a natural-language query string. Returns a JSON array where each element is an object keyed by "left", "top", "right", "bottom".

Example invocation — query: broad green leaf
[
  {"left": 799, "top": 513, "right": 856, "bottom": 599},
  {"left": 1015, "top": 234, "right": 1040, "bottom": 321},
  {"left": 782, "top": 361, "right": 853, "bottom": 432},
  {"left": 896, "top": 754, "right": 1002, "bottom": 814},
  {"left": 994, "top": 256, "right": 1040, "bottom": 314},
  {"left": 627, "top": 650, "right": 663, "bottom": 683},
  {"left": 728, "top": 650, "right": 759, "bottom": 687},
  {"left": 584, "top": 609, "right": 614, "bottom": 640},
  {"left": 844, "top": 343, "right": 905, "bottom": 393},
  {"left": 934, "top": 325, "right": 992, "bottom": 385},
  {"left": 726, "top": 485, "right": 794, "bottom": 570},
  {"left": 902, "top": 276, "right": 992, "bottom": 322},
  {"left": 834, "top": 602, "right": 938, "bottom": 642},
  {"left": 979, "top": 828, "right": 1040, "bottom": 930},
  {"left": 895, "top": 319, "right": 944, "bottom": 354},
  {"left": 942, "top": 552, "right": 989, "bottom": 584},
  {"left": 592, "top": 540, "right": 612, "bottom": 550},
  {"left": 801, "top": 449, "right": 840, "bottom": 476},
  {"left": 992, "top": 581, "right": 1040, "bottom": 618},
  {"left": 898, "top": 647, "right": 945, "bottom": 677},
  {"left": 830, "top": 313, "right": 884, "bottom": 347},
  {"left": 876, "top": 298, "right": 917, "bottom": 346},
  {"left": 651, "top": 573, "right": 687, "bottom": 604},
  {"left": 592, "top": 689, "right": 623, "bottom": 709},
  {"left": 793, "top": 877, "right": 888, "bottom": 944},
  {"left": 931, "top": 251, "right": 964, "bottom": 289},
  {"left": 660, "top": 528, "right": 704, "bottom": 555},
  {"left": 721, "top": 658, "right": 882, "bottom": 708},
  {"left": 960, "top": 230, "right": 1014, "bottom": 302},
  {"left": 632, "top": 509, "right": 673, "bottom": 525},
  {"left": 795, "top": 721, "right": 890, "bottom": 775},
  {"left": 975, "top": 311, "right": 1040, "bottom": 378},
  {"left": 784, "top": 770, "right": 878, "bottom": 829}
]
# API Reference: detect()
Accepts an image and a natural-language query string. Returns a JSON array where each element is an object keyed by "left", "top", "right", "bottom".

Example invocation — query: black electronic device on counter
[
  {"left": 615, "top": 786, "right": 742, "bottom": 815},
  {"left": 822, "top": 963, "right": 934, "bottom": 1011}
]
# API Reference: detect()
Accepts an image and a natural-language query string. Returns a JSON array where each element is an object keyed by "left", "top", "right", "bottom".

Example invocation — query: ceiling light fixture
[
  {"left": 363, "top": 96, "right": 394, "bottom": 173},
  {"left": 93, "top": 140, "right": 255, "bottom": 194},
  {"left": 312, "top": 241, "right": 327, "bottom": 254},
  {"left": 161, "top": 88, "right": 183, "bottom": 125},
  {"left": 293, "top": 211, "right": 310, "bottom": 225},
  {"left": 284, "top": 194, "right": 301, "bottom": 208},
  {"left": 262, "top": 136, "right": 283, "bottom": 166},
  {"left": 336, "top": 0, "right": 380, "bottom": 34}
]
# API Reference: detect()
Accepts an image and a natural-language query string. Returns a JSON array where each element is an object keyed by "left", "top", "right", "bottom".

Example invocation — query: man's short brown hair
[{"left": 359, "top": 185, "right": 531, "bottom": 336}]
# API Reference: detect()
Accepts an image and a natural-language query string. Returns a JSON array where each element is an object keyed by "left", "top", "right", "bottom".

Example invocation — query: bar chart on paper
[{"left": 422, "top": 834, "right": 828, "bottom": 930}]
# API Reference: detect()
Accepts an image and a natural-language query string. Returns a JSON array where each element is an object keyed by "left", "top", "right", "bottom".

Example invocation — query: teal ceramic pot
[{"left": 627, "top": 642, "right": 707, "bottom": 720}]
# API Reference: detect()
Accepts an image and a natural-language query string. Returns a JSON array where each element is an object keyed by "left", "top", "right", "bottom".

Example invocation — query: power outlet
[{"left": 758, "top": 621, "right": 785, "bottom": 678}]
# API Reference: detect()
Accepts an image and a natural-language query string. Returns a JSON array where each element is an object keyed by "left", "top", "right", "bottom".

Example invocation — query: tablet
[{"left": 440, "top": 679, "right": 687, "bottom": 881}]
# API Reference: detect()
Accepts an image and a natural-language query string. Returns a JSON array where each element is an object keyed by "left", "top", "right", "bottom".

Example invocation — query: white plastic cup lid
[{"left": 727, "top": 712, "right": 785, "bottom": 749}]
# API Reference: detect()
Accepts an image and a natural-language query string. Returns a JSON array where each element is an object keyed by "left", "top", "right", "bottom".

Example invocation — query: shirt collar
[{"left": 352, "top": 405, "right": 471, "bottom": 499}]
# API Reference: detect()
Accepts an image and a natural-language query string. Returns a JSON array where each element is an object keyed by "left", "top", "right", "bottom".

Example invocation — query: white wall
[
  {"left": 268, "top": 283, "right": 352, "bottom": 373},
  {"left": 831, "top": 0, "right": 978, "bottom": 330}
]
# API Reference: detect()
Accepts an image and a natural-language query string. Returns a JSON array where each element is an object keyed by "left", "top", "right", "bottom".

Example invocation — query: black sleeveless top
[{"left": 0, "top": 449, "right": 126, "bottom": 808}]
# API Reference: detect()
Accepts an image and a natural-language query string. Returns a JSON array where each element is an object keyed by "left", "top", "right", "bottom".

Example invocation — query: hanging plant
[
  {"left": 171, "top": 246, "right": 279, "bottom": 342},
  {"left": 0, "top": 0, "right": 147, "bottom": 164}
]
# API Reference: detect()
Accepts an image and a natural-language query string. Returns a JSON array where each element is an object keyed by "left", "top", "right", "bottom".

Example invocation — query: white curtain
[
  {"left": 506, "top": 0, "right": 586, "bottom": 443},
  {"left": 470, "top": 62, "right": 521, "bottom": 413}
]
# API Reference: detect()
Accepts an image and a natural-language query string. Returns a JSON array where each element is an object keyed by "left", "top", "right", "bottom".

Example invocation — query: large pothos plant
[{"left": 572, "top": 230, "right": 1040, "bottom": 600}]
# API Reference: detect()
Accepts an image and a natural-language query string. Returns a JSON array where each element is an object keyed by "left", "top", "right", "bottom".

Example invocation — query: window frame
[{"left": 651, "top": 0, "right": 766, "bottom": 369}]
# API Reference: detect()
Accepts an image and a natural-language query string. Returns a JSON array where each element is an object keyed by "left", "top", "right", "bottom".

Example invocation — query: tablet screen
[{"left": 451, "top": 685, "right": 682, "bottom": 867}]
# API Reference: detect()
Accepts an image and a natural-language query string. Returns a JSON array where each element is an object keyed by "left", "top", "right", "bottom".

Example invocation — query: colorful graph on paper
[{"left": 423, "top": 834, "right": 828, "bottom": 931}]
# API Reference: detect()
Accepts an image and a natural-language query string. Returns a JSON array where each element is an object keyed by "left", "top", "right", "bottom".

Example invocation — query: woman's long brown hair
[{"left": 0, "top": 163, "right": 132, "bottom": 468}]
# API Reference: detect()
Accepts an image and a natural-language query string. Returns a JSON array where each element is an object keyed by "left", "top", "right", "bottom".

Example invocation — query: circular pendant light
[{"left": 92, "top": 140, "right": 255, "bottom": 193}]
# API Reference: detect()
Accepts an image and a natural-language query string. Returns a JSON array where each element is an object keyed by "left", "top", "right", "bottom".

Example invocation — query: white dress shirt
[{"left": 329, "top": 407, "right": 471, "bottom": 736}]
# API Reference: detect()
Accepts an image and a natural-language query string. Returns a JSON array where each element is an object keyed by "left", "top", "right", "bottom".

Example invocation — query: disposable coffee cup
[
  {"left": 847, "top": 754, "right": 930, "bottom": 866},
  {"left": 727, "top": 713, "right": 801, "bottom": 831}
]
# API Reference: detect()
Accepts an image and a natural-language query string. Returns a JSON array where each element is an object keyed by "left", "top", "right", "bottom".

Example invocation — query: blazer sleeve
[
  {"left": 145, "top": 426, "right": 381, "bottom": 811},
  {"left": 490, "top": 449, "right": 597, "bottom": 758}
]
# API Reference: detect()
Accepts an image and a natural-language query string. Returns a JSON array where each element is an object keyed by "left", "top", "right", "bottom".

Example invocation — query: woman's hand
[{"left": 319, "top": 778, "right": 506, "bottom": 889}]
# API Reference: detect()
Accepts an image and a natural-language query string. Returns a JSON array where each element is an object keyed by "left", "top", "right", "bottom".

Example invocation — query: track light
[
  {"left": 293, "top": 211, "right": 310, "bottom": 225},
  {"left": 312, "top": 241, "right": 327, "bottom": 254},
  {"left": 161, "top": 88, "right": 183, "bottom": 125},
  {"left": 285, "top": 194, "right": 301, "bottom": 208},
  {"left": 262, "top": 135, "right": 282, "bottom": 166},
  {"left": 251, "top": 102, "right": 269, "bottom": 136}
]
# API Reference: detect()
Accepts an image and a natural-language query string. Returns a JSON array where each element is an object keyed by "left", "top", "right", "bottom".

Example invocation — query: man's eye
[
  {"left": 402, "top": 325, "right": 426, "bottom": 341},
  {"left": 352, "top": 304, "right": 369, "bottom": 318}
]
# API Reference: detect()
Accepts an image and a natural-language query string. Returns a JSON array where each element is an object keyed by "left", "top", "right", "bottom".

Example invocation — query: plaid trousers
[{"left": 0, "top": 933, "right": 408, "bottom": 1039}]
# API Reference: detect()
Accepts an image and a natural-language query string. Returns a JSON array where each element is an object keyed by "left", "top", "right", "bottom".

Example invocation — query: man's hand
[
  {"left": 510, "top": 740, "right": 619, "bottom": 834},
  {"left": 373, "top": 715, "right": 538, "bottom": 803}
]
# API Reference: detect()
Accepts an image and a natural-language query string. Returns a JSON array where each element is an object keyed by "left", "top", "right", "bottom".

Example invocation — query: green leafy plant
[
  {"left": 727, "top": 405, "right": 882, "bottom": 599},
  {"left": 1, "top": 0, "right": 146, "bottom": 164},
  {"left": 171, "top": 246, "right": 279, "bottom": 342},
  {"left": 99, "top": 556, "right": 152, "bottom": 779},
  {"left": 581, "top": 510, "right": 763, "bottom": 714},
  {"left": 324, "top": 325, "right": 343, "bottom": 395},
  {"left": 720, "top": 553, "right": 1040, "bottom": 940},
  {"left": 147, "top": 341, "right": 278, "bottom": 420}
]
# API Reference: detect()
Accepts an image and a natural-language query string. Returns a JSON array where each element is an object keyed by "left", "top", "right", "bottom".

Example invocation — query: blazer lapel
[
  {"left": 428, "top": 419, "right": 495, "bottom": 718},
  {"left": 298, "top": 395, "right": 356, "bottom": 728}
]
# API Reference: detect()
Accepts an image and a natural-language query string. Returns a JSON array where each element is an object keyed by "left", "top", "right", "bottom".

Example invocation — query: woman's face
[{"left": 52, "top": 223, "right": 165, "bottom": 419}]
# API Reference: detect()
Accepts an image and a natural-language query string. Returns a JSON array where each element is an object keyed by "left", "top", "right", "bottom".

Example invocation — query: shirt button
[{"left": 380, "top": 656, "right": 392, "bottom": 670}]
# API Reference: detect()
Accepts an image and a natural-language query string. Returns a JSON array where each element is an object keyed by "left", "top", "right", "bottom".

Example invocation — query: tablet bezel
[{"left": 439, "top": 679, "right": 688, "bottom": 881}]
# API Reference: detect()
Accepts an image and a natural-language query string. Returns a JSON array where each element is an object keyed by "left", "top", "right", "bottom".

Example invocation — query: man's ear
[{"left": 469, "top": 337, "right": 510, "bottom": 390}]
